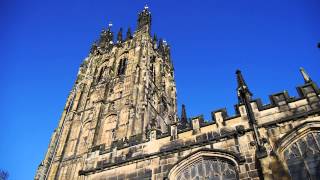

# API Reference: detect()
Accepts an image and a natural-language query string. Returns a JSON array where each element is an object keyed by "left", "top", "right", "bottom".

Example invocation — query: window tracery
[
  {"left": 169, "top": 150, "right": 239, "bottom": 180},
  {"left": 176, "top": 158, "right": 237, "bottom": 180},
  {"left": 284, "top": 132, "right": 320, "bottom": 180},
  {"left": 117, "top": 58, "right": 127, "bottom": 76}
]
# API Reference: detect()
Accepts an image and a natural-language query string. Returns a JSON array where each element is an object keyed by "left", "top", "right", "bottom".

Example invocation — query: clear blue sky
[{"left": 1, "top": 0, "right": 319, "bottom": 179}]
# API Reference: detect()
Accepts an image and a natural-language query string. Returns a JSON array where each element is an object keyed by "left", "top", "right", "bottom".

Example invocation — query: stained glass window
[
  {"left": 175, "top": 158, "right": 238, "bottom": 180},
  {"left": 284, "top": 132, "right": 320, "bottom": 180}
]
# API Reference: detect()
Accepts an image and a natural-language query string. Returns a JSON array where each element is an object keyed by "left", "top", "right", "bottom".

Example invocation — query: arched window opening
[
  {"left": 284, "top": 132, "right": 320, "bottom": 180},
  {"left": 176, "top": 158, "right": 237, "bottom": 180},
  {"left": 169, "top": 150, "right": 239, "bottom": 180},
  {"left": 117, "top": 58, "right": 127, "bottom": 76},
  {"left": 97, "top": 66, "right": 106, "bottom": 82}
]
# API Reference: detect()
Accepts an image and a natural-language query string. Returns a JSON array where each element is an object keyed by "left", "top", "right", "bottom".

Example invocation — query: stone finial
[
  {"left": 236, "top": 69, "right": 249, "bottom": 91},
  {"left": 137, "top": 5, "right": 152, "bottom": 30},
  {"left": 158, "top": 39, "right": 169, "bottom": 57},
  {"left": 180, "top": 104, "right": 188, "bottom": 127},
  {"left": 98, "top": 22, "right": 114, "bottom": 49},
  {"left": 108, "top": 21, "right": 113, "bottom": 28},
  {"left": 152, "top": 33, "right": 158, "bottom": 49},
  {"left": 117, "top": 28, "right": 123, "bottom": 43},
  {"left": 153, "top": 33, "right": 157, "bottom": 42},
  {"left": 299, "top": 67, "right": 312, "bottom": 83},
  {"left": 107, "top": 22, "right": 113, "bottom": 35},
  {"left": 236, "top": 69, "right": 252, "bottom": 103},
  {"left": 126, "top": 28, "right": 132, "bottom": 40}
]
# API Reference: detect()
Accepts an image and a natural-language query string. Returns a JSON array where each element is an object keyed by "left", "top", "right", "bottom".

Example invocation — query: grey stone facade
[{"left": 36, "top": 6, "right": 320, "bottom": 180}]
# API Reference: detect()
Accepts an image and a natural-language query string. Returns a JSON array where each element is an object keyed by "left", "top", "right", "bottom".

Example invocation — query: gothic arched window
[
  {"left": 117, "top": 58, "right": 127, "bottom": 76},
  {"left": 169, "top": 150, "right": 239, "bottom": 180},
  {"left": 176, "top": 158, "right": 237, "bottom": 180},
  {"left": 97, "top": 114, "right": 117, "bottom": 147},
  {"left": 283, "top": 132, "right": 320, "bottom": 180},
  {"left": 96, "top": 66, "right": 108, "bottom": 83}
]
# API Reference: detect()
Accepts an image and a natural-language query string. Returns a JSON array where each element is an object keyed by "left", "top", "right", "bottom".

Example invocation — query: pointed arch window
[
  {"left": 117, "top": 58, "right": 127, "bottom": 76},
  {"left": 283, "top": 132, "right": 320, "bottom": 180},
  {"left": 169, "top": 149, "right": 239, "bottom": 180},
  {"left": 97, "top": 66, "right": 107, "bottom": 82},
  {"left": 277, "top": 121, "right": 320, "bottom": 180}
]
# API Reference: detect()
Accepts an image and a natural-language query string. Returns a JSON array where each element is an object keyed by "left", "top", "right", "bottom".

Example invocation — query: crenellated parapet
[
  {"left": 76, "top": 68, "right": 319, "bottom": 179},
  {"left": 175, "top": 75, "right": 319, "bottom": 130},
  {"left": 36, "top": 5, "right": 320, "bottom": 180}
]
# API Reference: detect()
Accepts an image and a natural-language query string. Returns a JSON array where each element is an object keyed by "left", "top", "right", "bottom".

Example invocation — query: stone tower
[
  {"left": 35, "top": 6, "right": 177, "bottom": 180},
  {"left": 37, "top": 6, "right": 320, "bottom": 180}
]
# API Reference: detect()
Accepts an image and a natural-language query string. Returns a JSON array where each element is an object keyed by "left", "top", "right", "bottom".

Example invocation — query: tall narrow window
[
  {"left": 117, "top": 58, "right": 127, "bottom": 76},
  {"left": 97, "top": 66, "right": 106, "bottom": 82}
]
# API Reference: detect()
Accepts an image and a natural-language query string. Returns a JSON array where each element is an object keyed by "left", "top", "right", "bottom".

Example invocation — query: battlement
[
  {"left": 199, "top": 81, "right": 319, "bottom": 123},
  {"left": 78, "top": 71, "right": 320, "bottom": 175},
  {"left": 36, "top": 6, "right": 320, "bottom": 180},
  {"left": 89, "top": 7, "right": 171, "bottom": 60},
  {"left": 80, "top": 94, "right": 320, "bottom": 176}
]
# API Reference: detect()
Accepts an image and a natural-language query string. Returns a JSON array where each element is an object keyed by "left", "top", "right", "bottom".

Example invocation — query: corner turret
[
  {"left": 179, "top": 104, "right": 189, "bottom": 129},
  {"left": 97, "top": 22, "right": 114, "bottom": 52},
  {"left": 117, "top": 28, "right": 123, "bottom": 44},
  {"left": 126, "top": 28, "right": 132, "bottom": 40},
  {"left": 137, "top": 5, "right": 152, "bottom": 33}
]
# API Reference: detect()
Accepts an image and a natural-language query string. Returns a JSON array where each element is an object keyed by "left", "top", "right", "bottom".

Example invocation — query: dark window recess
[
  {"left": 97, "top": 67, "right": 106, "bottom": 82},
  {"left": 161, "top": 96, "right": 168, "bottom": 113},
  {"left": 150, "top": 56, "right": 156, "bottom": 63},
  {"left": 150, "top": 64, "right": 156, "bottom": 82},
  {"left": 117, "top": 59, "right": 127, "bottom": 76}
]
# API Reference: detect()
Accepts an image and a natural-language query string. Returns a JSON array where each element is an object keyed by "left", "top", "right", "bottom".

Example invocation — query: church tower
[
  {"left": 36, "top": 5, "right": 320, "bottom": 180},
  {"left": 35, "top": 6, "right": 177, "bottom": 179}
]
